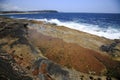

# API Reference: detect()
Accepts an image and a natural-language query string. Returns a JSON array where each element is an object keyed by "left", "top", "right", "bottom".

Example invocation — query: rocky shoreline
[{"left": 0, "top": 16, "right": 120, "bottom": 80}]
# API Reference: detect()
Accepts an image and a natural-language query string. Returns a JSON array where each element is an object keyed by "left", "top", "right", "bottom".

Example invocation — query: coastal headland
[
  {"left": 0, "top": 16, "right": 120, "bottom": 80},
  {"left": 0, "top": 10, "right": 58, "bottom": 15}
]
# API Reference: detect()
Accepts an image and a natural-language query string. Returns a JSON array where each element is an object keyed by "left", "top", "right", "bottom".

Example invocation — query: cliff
[{"left": 0, "top": 16, "right": 120, "bottom": 80}]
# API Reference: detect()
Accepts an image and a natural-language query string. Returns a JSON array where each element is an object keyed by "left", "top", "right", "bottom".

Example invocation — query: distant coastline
[{"left": 0, "top": 10, "right": 58, "bottom": 15}]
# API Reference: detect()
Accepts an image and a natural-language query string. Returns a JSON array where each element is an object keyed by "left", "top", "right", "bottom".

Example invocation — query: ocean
[{"left": 1, "top": 13, "right": 120, "bottom": 39}]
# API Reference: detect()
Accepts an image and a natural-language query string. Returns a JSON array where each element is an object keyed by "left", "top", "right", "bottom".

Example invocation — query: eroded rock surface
[
  {"left": 0, "top": 17, "right": 120, "bottom": 80},
  {"left": 0, "top": 17, "right": 70, "bottom": 80}
]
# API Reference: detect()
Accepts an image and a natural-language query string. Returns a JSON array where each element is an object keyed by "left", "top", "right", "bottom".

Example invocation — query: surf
[{"left": 36, "top": 18, "right": 120, "bottom": 39}]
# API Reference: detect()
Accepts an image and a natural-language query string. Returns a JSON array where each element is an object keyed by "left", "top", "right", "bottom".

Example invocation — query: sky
[{"left": 0, "top": 0, "right": 120, "bottom": 13}]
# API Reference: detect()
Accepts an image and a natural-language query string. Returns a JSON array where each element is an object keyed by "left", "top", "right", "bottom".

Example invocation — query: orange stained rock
[
  {"left": 39, "top": 63, "right": 48, "bottom": 74},
  {"left": 32, "top": 68, "right": 39, "bottom": 76}
]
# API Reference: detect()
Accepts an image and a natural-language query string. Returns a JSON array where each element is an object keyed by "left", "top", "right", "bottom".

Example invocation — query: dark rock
[
  {"left": 89, "top": 76, "right": 93, "bottom": 80},
  {"left": 32, "top": 58, "right": 69, "bottom": 80},
  {"left": 0, "top": 52, "right": 32, "bottom": 80},
  {"left": 47, "top": 62, "right": 69, "bottom": 76},
  {"left": 0, "top": 19, "right": 38, "bottom": 54},
  {"left": 106, "top": 76, "right": 112, "bottom": 80},
  {"left": 100, "top": 40, "right": 120, "bottom": 54},
  {"left": 97, "top": 78, "right": 101, "bottom": 80},
  {"left": 114, "top": 39, "right": 120, "bottom": 43}
]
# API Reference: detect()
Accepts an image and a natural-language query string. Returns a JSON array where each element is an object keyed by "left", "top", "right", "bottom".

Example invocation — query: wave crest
[{"left": 36, "top": 18, "right": 120, "bottom": 39}]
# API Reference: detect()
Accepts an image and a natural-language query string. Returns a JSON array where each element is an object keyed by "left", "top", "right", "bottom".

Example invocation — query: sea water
[{"left": 2, "top": 13, "right": 120, "bottom": 39}]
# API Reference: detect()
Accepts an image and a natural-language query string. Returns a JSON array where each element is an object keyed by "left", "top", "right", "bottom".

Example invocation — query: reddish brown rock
[{"left": 0, "top": 17, "right": 120, "bottom": 80}]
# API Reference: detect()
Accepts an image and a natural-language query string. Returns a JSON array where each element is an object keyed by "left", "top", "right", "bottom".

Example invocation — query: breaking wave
[{"left": 36, "top": 18, "right": 120, "bottom": 39}]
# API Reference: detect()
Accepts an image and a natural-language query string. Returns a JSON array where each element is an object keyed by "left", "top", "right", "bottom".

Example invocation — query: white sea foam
[{"left": 35, "top": 18, "right": 120, "bottom": 39}]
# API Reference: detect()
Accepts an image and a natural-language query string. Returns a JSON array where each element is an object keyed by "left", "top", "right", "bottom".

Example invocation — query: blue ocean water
[{"left": 2, "top": 13, "right": 120, "bottom": 39}]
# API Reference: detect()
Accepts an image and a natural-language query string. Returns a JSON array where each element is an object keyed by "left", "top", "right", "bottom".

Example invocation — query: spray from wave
[
  {"left": 13, "top": 16, "right": 120, "bottom": 40},
  {"left": 35, "top": 18, "right": 120, "bottom": 39}
]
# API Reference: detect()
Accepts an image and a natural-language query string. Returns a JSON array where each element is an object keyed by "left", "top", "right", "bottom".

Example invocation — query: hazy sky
[{"left": 0, "top": 0, "right": 120, "bottom": 13}]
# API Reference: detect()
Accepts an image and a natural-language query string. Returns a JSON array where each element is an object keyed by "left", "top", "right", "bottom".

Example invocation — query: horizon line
[{"left": 0, "top": 10, "right": 120, "bottom": 14}]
